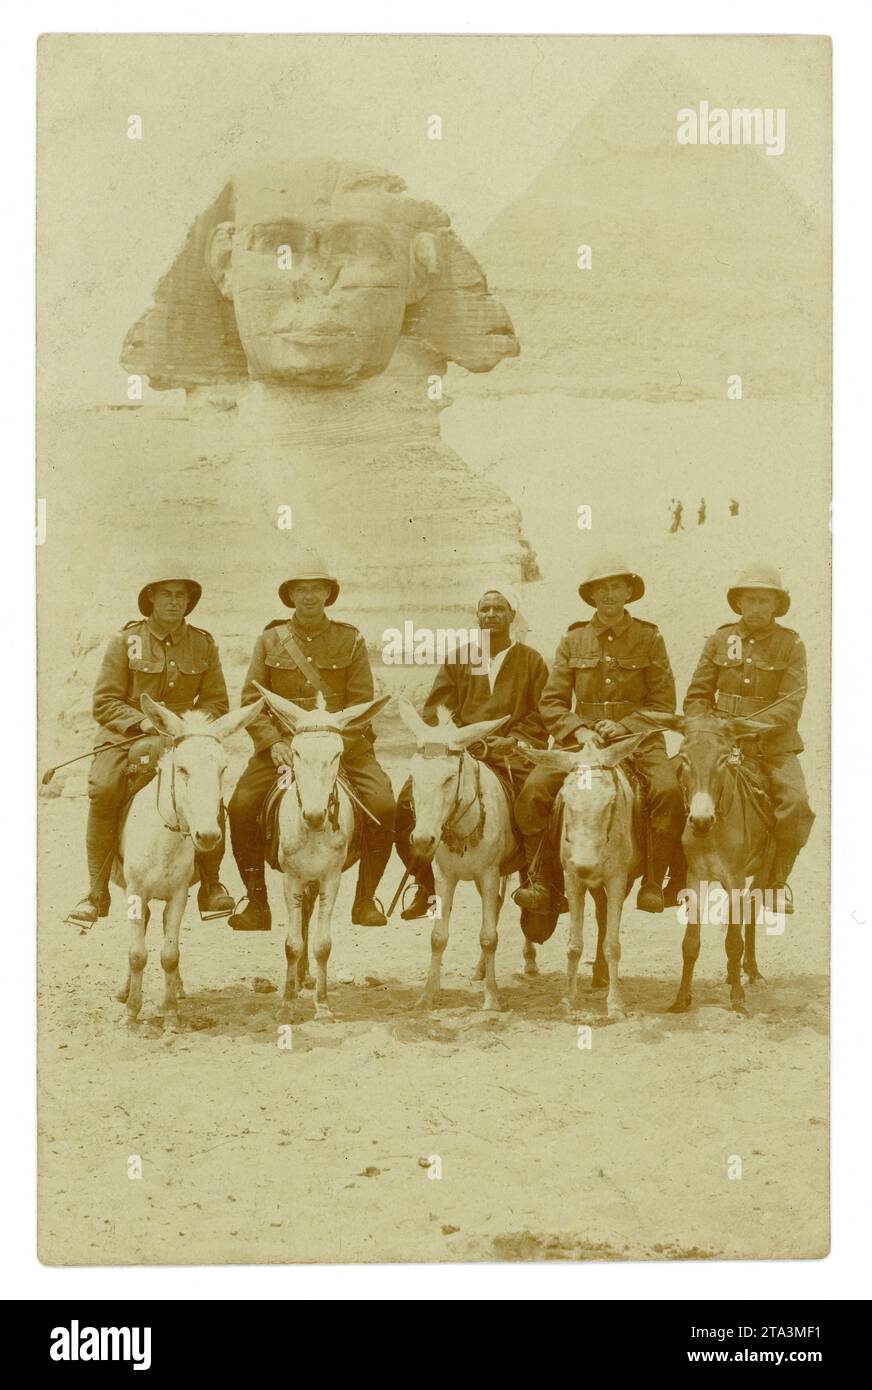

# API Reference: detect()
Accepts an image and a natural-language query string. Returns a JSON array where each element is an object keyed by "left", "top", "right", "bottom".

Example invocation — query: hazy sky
[{"left": 37, "top": 34, "right": 829, "bottom": 406}]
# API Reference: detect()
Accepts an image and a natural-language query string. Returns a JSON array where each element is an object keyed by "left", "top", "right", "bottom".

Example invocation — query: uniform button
[
  {"left": 169, "top": 681, "right": 175, "bottom": 688},
  {"left": 743, "top": 678, "right": 751, "bottom": 685},
  {"left": 605, "top": 678, "right": 612, "bottom": 686},
  {"left": 745, "top": 658, "right": 752, "bottom": 664},
  {"left": 607, "top": 634, "right": 613, "bottom": 641}
]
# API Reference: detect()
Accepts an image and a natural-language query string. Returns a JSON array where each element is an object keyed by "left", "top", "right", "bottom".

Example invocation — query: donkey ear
[
  {"left": 593, "top": 732, "right": 651, "bottom": 767},
  {"left": 449, "top": 714, "right": 511, "bottom": 749},
  {"left": 335, "top": 694, "right": 392, "bottom": 734},
  {"left": 398, "top": 697, "right": 430, "bottom": 742},
  {"left": 730, "top": 716, "right": 774, "bottom": 738},
  {"left": 518, "top": 748, "right": 587, "bottom": 773},
  {"left": 251, "top": 681, "right": 309, "bottom": 732},
  {"left": 209, "top": 697, "right": 265, "bottom": 743},
  {"left": 140, "top": 693, "right": 186, "bottom": 739},
  {"left": 635, "top": 709, "right": 685, "bottom": 733}
]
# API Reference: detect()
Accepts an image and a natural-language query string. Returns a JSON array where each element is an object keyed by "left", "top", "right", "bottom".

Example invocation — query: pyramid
[{"left": 470, "top": 45, "right": 829, "bottom": 403}]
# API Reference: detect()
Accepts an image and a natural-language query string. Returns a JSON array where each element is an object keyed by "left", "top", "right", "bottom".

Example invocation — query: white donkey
[
  {"left": 253, "top": 684, "right": 391, "bottom": 1024},
  {"left": 398, "top": 700, "right": 518, "bottom": 1012},
  {"left": 524, "top": 732, "right": 648, "bottom": 1021},
  {"left": 116, "top": 692, "right": 265, "bottom": 1025}
]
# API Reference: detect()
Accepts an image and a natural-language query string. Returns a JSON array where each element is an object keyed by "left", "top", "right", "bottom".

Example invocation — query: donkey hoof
[
  {"left": 471, "top": 966, "right": 485, "bottom": 983},
  {"left": 591, "top": 973, "right": 609, "bottom": 992},
  {"left": 313, "top": 1006, "right": 335, "bottom": 1023},
  {"left": 482, "top": 995, "right": 503, "bottom": 1013},
  {"left": 162, "top": 1011, "right": 181, "bottom": 1032},
  {"left": 299, "top": 974, "right": 315, "bottom": 991},
  {"left": 277, "top": 1002, "right": 296, "bottom": 1025},
  {"left": 413, "top": 992, "right": 436, "bottom": 1012},
  {"left": 731, "top": 999, "right": 749, "bottom": 1017},
  {"left": 607, "top": 1006, "right": 628, "bottom": 1023},
  {"left": 115, "top": 983, "right": 130, "bottom": 1004},
  {"left": 667, "top": 996, "right": 691, "bottom": 1014}
]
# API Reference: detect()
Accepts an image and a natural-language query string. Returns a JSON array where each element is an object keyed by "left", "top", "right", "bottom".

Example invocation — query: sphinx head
[{"left": 122, "top": 159, "right": 518, "bottom": 390}]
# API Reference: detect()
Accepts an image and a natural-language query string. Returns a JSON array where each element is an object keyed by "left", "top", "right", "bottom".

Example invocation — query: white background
[{"left": 2, "top": 0, "right": 868, "bottom": 1302}]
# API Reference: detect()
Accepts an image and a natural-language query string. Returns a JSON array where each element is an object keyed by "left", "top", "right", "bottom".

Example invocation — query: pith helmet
[
  {"left": 138, "top": 562, "right": 202, "bottom": 616},
  {"left": 278, "top": 547, "right": 340, "bottom": 609},
  {"left": 578, "top": 555, "right": 645, "bottom": 607},
  {"left": 727, "top": 563, "right": 790, "bottom": 617}
]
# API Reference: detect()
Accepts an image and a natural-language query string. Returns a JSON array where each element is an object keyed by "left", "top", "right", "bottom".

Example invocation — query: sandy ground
[{"left": 37, "top": 764, "right": 828, "bottom": 1266}]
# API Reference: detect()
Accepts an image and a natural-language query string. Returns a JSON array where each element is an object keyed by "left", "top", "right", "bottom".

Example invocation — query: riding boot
[
  {"left": 228, "top": 868, "right": 272, "bottom": 932},
  {"left": 65, "top": 804, "right": 117, "bottom": 927},
  {"left": 662, "top": 844, "right": 687, "bottom": 909},
  {"left": 351, "top": 830, "right": 392, "bottom": 926},
  {"left": 195, "top": 840, "right": 235, "bottom": 920},
  {"left": 400, "top": 851, "right": 435, "bottom": 921},
  {"left": 770, "top": 847, "right": 797, "bottom": 914},
  {"left": 512, "top": 833, "right": 552, "bottom": 913},
  {"left": 636, "top": 831, "right": 673, "bottom": 914}
]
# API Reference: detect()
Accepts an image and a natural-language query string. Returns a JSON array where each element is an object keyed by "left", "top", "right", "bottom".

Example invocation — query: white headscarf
[{"left": 477, "top": 582, "right": 523, "bottom": 626}]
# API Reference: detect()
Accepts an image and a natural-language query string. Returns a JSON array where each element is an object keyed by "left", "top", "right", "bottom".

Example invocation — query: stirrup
[
  {"left": 197, "top": 880, "right": 235, "bottom": 921},
  {"left": 65, "top": 892, "right": 109, "bottom": 931},
  {"left": 400, "top": 884, "right": 433, "bottom": 921}
]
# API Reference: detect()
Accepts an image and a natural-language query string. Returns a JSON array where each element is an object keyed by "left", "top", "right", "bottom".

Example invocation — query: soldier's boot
[
  {"left": 770, "top": 847, "right": 797, "bottom": 915},
  {"left": 401, "top": 859, "right": 435, "bottom": 921},
  {"left": 662, "top": 845, "right": 688, "bottom": 909},
  {"left": 195, "top": 844, "right": 235, "bottom": 921},
  {"left": 65, "top": 806, "right": 116, "bottom": 928},
  {"left": 636, "top": 832, "right": 673, "bottom": 914},
  {"left": 228, "top": 869, "right": 272, "bottom": 932},
  {"left": 512, "top": 834, "right": 552, "bottom": 913},
  {"left": 351, "top": 831, "right": 392, "bottom": 927}
]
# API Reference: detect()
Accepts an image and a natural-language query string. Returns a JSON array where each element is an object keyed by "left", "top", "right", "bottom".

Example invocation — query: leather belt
[
  {"left": 715, "top": 690, "right": 767, "bottom": 716},
  {"left": 576, "top": 700, "right": 634, "bottom": 720}
]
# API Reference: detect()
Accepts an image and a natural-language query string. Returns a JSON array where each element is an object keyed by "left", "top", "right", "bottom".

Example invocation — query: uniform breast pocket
[
  {"left": 172, "top": 657, "right": 209, "bottom": 706},
  {"left": 127, "top": 657, "right": 165, "bottom": 699},
  {"left": 569, "top": 655, "right": 600, "bottom": 698},
  {"left": 615, "top": 657, "right": 649, "bottom": 700},
  {"left": 264, "top": 655, "right": 314, "bottom": 704},
  {"left": 712, "top": 652, "right": 743, "bottom": 693},
  {"left": 751, "top": 657, "right": 788, "bottom": 700},
  {"left": 315, "top": 654, "right": 354, "bottom": 707}
]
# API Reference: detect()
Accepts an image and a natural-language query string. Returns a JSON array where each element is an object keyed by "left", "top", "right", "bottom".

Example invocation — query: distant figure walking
[
  {"left": 729, "top": 498, "right": 740, "bottom": 517},
  {"left": 697, "top": 498, "right": 706, "bottom": 526},
  {"left": 668, "top": 499, "right": 684, "bottom": 533}
]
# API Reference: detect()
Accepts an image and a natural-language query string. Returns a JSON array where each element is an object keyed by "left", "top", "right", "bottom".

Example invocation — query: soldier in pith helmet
[
  {"left": 227, "top": 547, "right": 396, "bottom": 931},
  {"left": 65, "top": 562, "right": 234, "bottom": 928},
  {"left": 683, "top": 563, "right": 814, "bottom": 911},
  {"left": 514, "top": 555, "right": 685, "bottom": 914}
]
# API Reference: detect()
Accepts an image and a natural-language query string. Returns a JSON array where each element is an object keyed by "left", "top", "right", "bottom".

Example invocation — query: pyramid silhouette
[{"left": 473, "top": 45, "right": 829, "bottom": 402}]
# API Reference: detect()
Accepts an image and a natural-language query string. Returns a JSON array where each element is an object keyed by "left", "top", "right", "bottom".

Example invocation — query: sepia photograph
[{"left": 32, "top": 29, "right": 834, "bottom": 1272}]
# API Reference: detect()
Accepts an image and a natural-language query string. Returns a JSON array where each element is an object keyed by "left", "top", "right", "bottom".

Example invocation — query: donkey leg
[
  {"left": 591, "top": 888, "right": 609, "bottom": 990},
  {"left": 477, "top": 868, "right": 502, "bottom": 1012},
  {"left": 297, "top": 884, "right": 316, "bottom": 991},
  {"left": 278, "top": 877, "right": 306, "bottom": 1025},
  {"left": 123, "top": 893, "right": 149, "bottom": 1023},
  {"left": 724, "top": 885, "right": 747, "bottom": 1013},
  {"left": 565, "top": 876, "right": 585, "bottom": 1013},
  {"left": 669, "top": 921, "right": 701, "bottom": 1013},
  {"left": 416, "top": 871, "right": 455, "bottom": 1010},
  {"left": 743, "top": 883, "right": 765, "bottom": 982},
  {"left": 603, "top": 880, "right": 628, "bottom": 1021},
  {"left": 522, "top": 939, "right": 539, "bottom": 977},
  {"left": 310, "top": 875, "right": 341, "bottom": 1022},
  {"left": 160, "top": 887, "right": 187, "bottom": 1028}
]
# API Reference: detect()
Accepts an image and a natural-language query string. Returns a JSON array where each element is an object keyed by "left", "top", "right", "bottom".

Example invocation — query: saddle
[{"left": 260, "top": 771, "right": 363, "bottom": 872}]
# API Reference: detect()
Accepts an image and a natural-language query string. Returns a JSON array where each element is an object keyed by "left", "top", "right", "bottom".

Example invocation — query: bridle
[
  {"left": 676, "top": 734, "right": 741, "bottom": 827},
  {"left": 155, "top": 731, "right": 225, "bottom": 839},
  {"left": 289, "top": 728, "right": 343, "bottom": 833},
  {"left": 559, "top": 762, "right": 622, "bottom": 854},
  {"left": 414, "top": 744, "right": 487, "bottom": 857}
]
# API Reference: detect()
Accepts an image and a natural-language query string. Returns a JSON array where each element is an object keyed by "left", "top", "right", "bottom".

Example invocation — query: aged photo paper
[{"left": 36, "top": 34, "right": 831, "bottom": 1264}]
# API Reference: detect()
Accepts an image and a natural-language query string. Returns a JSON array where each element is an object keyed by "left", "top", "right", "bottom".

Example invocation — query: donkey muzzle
[{"left": 410, "top": 832, "right": 437, "bottom": 861}]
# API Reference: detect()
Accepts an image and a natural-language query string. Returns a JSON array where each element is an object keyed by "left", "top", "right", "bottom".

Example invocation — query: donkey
[
  {"left": 398, "top": 701, "right": 518, "bottom": 1012},
  {"left": 252, "top": 684, "right": 391, "bottom": 1023},
  {"left": 115, "top": 692, "right": 265, "bottom": 1026},
  {"left": 523, "top": 732, "right": 649, "bottom": 1020},
  {"left": 637, "top": 709, "right": 775, "bottom": 1014}
]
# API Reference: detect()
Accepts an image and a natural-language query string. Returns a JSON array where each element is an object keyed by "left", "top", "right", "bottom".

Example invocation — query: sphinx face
[{"left": 209, "top": 188, "right": 425, "bottom": 386}]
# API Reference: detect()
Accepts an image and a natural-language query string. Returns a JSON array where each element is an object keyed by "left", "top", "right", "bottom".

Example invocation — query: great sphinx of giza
[{"left": 58, "top": 159, "right": 537, "bottom": 771}]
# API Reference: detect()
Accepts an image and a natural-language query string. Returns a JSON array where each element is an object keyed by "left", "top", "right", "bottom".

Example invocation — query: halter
[
  {"left": 154, "top": 731, "right": 224, "bottom": 838},
  {"left": 676, "top": 736, "right": 744, "bottom": 826},
  {"left": 415, "top": 744, "right": 487, "bottom": 856},
  {"left": 289, "top": 729, "right": 343, "bottom": 833},
  {"left": 559, "top": 762, "right": 622, "bottom": 854}
]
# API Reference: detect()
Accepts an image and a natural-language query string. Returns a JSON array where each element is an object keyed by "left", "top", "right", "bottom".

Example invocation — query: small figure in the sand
[{"left": 668, "top": 499, "right": 684, "bottom": 534}]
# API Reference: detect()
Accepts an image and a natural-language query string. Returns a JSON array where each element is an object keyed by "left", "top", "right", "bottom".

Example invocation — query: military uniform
[
  {"left": 66, "top": 563, "right": 233, "bottom": 929},
  {"left": 516, "top": 612, "right": 684, "bottom": 847},
  {"left": 228, "top": 613, "right": 395, "bottom": 917},
  {"left": 514, "top": 555, "right": 685, "bottom": 914},
  {"left": 683, "top": 618, "right": 814, "bottom": 881}
]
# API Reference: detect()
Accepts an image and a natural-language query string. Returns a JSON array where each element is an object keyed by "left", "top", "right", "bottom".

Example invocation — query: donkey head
[
  {"left": 634, "top": 708, "right": 772, "bottom": 837},
  {"left": 253, "top": 684, "right": 390, "bottom": 830},
  {"left": 398, "top": 699, "right": 509, "bottom": 860},
  {"left": 523, "top": 733, "right": 648, "bottom": 875},
  {"left": 140, "top": 693, "right": 265, "bottom": 851}
]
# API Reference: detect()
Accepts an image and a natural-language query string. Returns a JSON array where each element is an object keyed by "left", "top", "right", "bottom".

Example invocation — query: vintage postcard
[{"left": 36, "top": 33, "right": 831, "bottom": 1264}]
